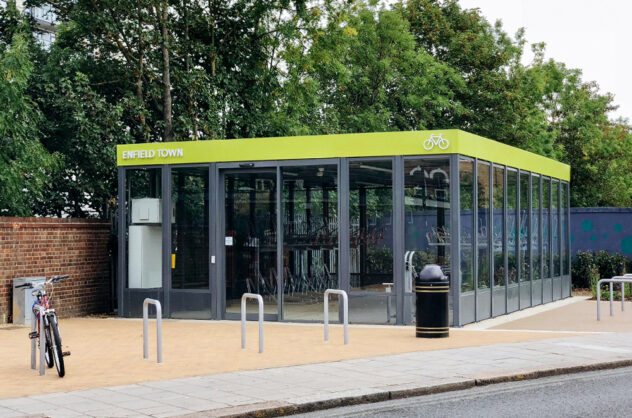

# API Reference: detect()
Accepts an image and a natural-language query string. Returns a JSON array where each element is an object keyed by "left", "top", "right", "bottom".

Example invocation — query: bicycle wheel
[
  {"left": 49, "top": 319, "right": 65, "bottom": 378},
  {"left": 44, "top": 327, "right": 54, "bottom": 368}
]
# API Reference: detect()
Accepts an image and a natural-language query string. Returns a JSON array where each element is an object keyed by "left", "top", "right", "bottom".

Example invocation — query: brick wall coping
[{"left": 0, "top": 217, "right": 110, "bottom": 229}]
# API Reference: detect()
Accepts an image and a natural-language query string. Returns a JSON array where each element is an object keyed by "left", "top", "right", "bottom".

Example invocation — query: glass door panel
[
  {"left": 224, "top": 171, "right": 278, "bottom": 316},
  {"left": 404, "top": 158, "right": 451, "bottom": 323},
  {"left": 170, "top": 167, "right": 211, "bottom": 319},
  {"left": 477, "top": 161, "right": 491, "bottom": 320},
  {"left": 349, "top": 160, "right": 394, "bottom": 324},
  {"left": 281, "top": 165, "right": 338, "bottom": 321}
]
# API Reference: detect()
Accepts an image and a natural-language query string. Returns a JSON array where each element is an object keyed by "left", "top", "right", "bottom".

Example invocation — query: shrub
[
  {"left": 572, "top": 251, "right": 600, "bottom": 289},
  {"left": 593, "top": 250, "right": 626, "bottom": 279},
  {"left": 572, "top": 250, "right": 630, "bottom": 289}
]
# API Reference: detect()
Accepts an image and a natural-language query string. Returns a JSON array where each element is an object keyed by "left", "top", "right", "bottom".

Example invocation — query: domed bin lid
[{"left": 416, "top": 264, "right": 447, "bottom": 285}]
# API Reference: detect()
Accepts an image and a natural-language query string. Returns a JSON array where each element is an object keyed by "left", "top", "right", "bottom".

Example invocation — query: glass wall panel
[
  {"left": 519, "top": 172, "right": 530, "bottom": 307},
  {"left": 349, "top": 160, "right": 394, "bottom": 324},
  {"left": 542, "top": 177, "right": 552, "bottom": 302},
  {"left": 542, "top": 178, "right": 551, "bottom": 279},
  {"left": 561, "top": 182, "right": 569, "bottom": 275},
  {"left": 531, "top": 174, "right": 541, "bottom": 305},
  {"left": 404, "top": 158, "right": 450, "bottom": 322},
  {"left": 126, "top": 168, "right": 162, "bottom": 289},
  {"left": 171, "top": 167, "right": 209, "bottom": 290},
  {"left": 507, "top": 168, "right": 519, "bottom": 312},
  {"left": 552, "top": 181, "right": 560, "bottom": 277},
  {"left": 224, "top": 171, "right": 277, "bottom": 315},
  {"left": 561, "top": 182, "right": 571, "bottom": 297},
  {"left": 492, "top": 165, "right": 505, "bottom": 316},
  {"left": 459, "top": 158, "right": 475, "bottom": 323},
  {"left": 281, "top": 165, "right": 338, "bottom": 321},
  {"left": 552, "top": 180, "right": 561, "bottom": 299},
  {"left": 519, "top": 173, "right": 530, "bottom": 283},
  {"left": 477, "top": 161, "right": 491, "bottom": 320}
]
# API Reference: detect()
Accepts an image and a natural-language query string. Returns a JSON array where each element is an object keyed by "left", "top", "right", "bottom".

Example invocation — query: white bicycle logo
[{"left": 423, "top": 134, "right": 450, "bottom": 150}]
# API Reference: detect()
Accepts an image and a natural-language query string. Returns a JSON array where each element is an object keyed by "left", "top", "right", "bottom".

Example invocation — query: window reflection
[
  {"left": 349, "top": 160, "right": 394, "bottom": 324},
  {"left": 492, "top": 166, "right": 504, "bottom": 287},
  {"left": 542, "top": 178, "right": 551, "bottom": 279},
  {"left": 171, "top": 167, "right": 209, "bottom": 289},
  {"left": 519, "top": 172, "right": 530, "bottom": 283},
  {"left": 477, "top": 162, "right": 491, "bottom": 290},
  {"left": 532, "top": 175, "right": 540, "bottom": 283},
  {"left": 552, "top": 181, "right": 560, "bottom": 277},
  {"left": 224, "top": 172, "right": 277, "bottom": 314},
  {"left": 561, "top": 183, "right": 570, "bottom": 276},
  {"left": 507, "top": 169, "right": 518, "bottom": 285},
  {"left": 460, "top": 158, "right": 474, "bottom": 293},
  {"left": 282, "top": 165, "right": 338, "bottom": 321},
  {"left": 404, "top": 158, "right": 451, "bottom": 278}
]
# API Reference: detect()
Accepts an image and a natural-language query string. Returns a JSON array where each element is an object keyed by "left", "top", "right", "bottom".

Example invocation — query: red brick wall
[{"left": 0, "top": 217, "right": 112, "bottom": 323}]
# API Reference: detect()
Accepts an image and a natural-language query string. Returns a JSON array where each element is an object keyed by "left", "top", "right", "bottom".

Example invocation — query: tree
[
  {"left": 402, "top": 0, "right": 560, "bottom": 156},
  {"left": 275, "top": 1, "right": 464, "bottom": 135},
  {"left": 34, "top": 72, "right": 132, "bottom": 217},
  {"left": 0, "top": 30, "right": 57, "bottom": 216},
  {"left": 402, "top": 0, "right": 632, "bottom": 206},
  {"left": 38, "top": 0, "right": 307, "bottom": 142}
]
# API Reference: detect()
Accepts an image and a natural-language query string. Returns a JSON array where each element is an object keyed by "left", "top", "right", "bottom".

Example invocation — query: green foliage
[
  {"left": 2, "top": 0, "right": 632, "bottom": 216},
  {"left": 34, "top": 72, "right": 132, "bottom": 216},
  {"left": 571, "top": 251, "right": 600, "bottom": 289},
  {"left": 593, "top": 250, "right": 627, "bottom": 279},
  {"left": 0, "top": 30, "right": 57, "bottom": 216},
  {"left": 572, "top": 250, "right": 629, "bottom": 289},
  {"left": 275, "top": 1, "right": 463, "bottom": 135}
]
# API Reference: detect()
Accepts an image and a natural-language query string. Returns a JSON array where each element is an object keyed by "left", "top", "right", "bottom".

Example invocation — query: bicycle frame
[{"left": 23, "top": 275, "right": 68, "bottom": 377}]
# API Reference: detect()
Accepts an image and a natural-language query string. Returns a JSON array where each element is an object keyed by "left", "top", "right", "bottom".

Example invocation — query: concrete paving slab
[
  {"left": 491, "top": 299, "right": 632, "bottom": 332},
  {"left": 0, "top": 318, "right": 585, "bottom": 399},
  {"left": 2, "top": 332, "right": 632, "bottom": 417}
]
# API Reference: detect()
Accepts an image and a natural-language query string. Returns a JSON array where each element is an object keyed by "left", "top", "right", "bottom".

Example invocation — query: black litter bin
[{"left": 415, "top": 264, "right": 449, "bottom": 338}]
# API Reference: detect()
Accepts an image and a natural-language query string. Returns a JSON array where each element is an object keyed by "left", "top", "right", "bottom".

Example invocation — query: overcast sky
[{"left": 458, "top": 0, "right": 631, "bottom": 121}]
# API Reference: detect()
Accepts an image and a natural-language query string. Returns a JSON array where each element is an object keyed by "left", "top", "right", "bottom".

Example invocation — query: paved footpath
[{"left": 2, "top": 331, "right": 632, "bottom": 418}]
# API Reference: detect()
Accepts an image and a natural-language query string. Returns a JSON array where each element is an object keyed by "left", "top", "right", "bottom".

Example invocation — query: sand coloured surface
[
  {"left": 1, "top": 318, "right": 582, "bottom": 399},
  {"left": 492, "top": 299, "right": 632, "bottom": 332}
]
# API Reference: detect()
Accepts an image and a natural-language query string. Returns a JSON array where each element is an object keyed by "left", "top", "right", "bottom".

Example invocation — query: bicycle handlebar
[{"left": 15, "top": 275, "right": 68, "bottom": 289}]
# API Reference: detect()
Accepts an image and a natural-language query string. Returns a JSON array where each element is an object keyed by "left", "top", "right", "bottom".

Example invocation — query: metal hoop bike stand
[
  {"left": 597, "top": 275, "right": 632, "bottom": 320},
  {"left": 143, "top": 298, "right": 163, "bottom": 363},
  {"left": 241, "top": 293, "right": 264, "bottom": 353},
  {"left": 324, "top": 289, "right": 348, "bottom": 345},
  {"left": 30, "top": 306, "right": 46, "bottom": 376}
]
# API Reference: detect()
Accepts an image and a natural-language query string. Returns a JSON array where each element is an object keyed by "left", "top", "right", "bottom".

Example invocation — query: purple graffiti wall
[{"left": 571, "top": 208, "right": 632, "bottom": 257}]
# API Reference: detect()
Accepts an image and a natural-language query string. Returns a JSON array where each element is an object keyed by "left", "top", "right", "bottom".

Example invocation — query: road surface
[{"left": 295, "top": 366, "right": 632, "bottom": 417}]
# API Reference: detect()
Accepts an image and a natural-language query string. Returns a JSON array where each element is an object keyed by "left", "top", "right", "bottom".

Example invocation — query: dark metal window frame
[{"left": 117, "top": 153, "right": 569, "bottom": 324}]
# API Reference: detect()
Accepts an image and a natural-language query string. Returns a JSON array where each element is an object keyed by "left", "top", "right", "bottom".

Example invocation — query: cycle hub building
[{"left": 116, "top": 130, "right": 571, "bottom": 326}]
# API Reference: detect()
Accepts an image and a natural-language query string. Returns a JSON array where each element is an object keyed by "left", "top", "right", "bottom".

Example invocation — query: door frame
[
  {"left": 217, "top": 167, "right": 280, "bottom": 321},
  {"left": 168, "top": 164, "right": 214, "bottom": 319}
]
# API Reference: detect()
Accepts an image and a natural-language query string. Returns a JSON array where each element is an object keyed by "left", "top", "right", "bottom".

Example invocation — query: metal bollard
[
  {"left": 39, "top": 307, "right": 46, "bottom": 376},
  {"left": 241, "top": 293, "right": 264, "bottom": 353},
  {"left": 323, "top": 289, "right": 348, "bottom": 345},
  {"left": 143, "top": 298, "right": 162, "bottom": 364},
  {"left": 30, "top": 306, "right": 46, "bottom": 376},
  {"left": 30, "top": 309, "right": 38, "bottom": 371}
]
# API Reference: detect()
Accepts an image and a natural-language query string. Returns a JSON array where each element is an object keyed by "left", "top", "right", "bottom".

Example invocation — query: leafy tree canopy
[
  {"left": 0, "top": 11, "right": 58, "bottom": 216},
  {"left": 2, "top": 0, "right": 631, "bottom": 216}
]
